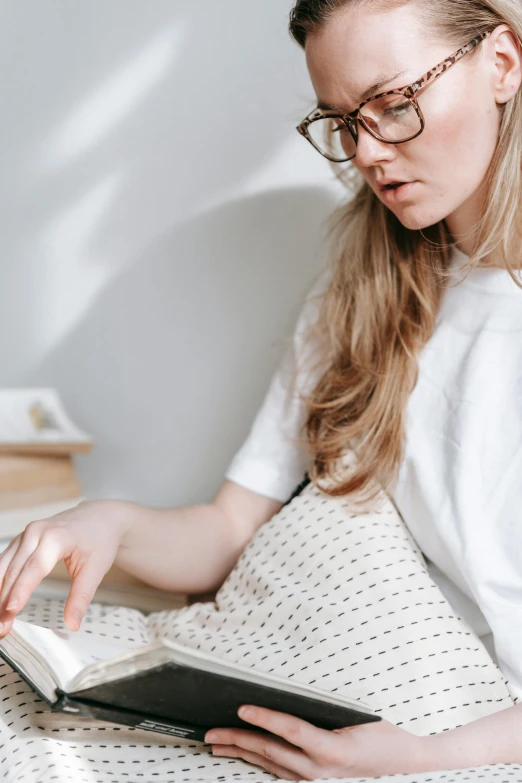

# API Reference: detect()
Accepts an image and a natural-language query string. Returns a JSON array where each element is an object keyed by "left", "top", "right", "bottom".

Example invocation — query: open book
[
  {"left": 0, "top": 388, "right": 92, "bottom": 454},
  {"left": 0, "top": 618, "right": 380, "bottom": 741}
]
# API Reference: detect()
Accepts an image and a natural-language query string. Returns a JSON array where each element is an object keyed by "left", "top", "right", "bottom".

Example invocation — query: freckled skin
[{"left": 304, "top": 4, "right": 512, "bottom": 241}]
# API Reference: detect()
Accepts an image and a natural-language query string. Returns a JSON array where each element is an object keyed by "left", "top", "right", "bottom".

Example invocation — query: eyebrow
[{"left": 316, "top": 69, "right": 410, "bottom": 112}]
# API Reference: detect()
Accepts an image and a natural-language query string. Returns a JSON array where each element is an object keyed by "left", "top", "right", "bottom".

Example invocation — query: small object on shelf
[{"left": 0, "top": 388, "right": 93, "bottom": 455}]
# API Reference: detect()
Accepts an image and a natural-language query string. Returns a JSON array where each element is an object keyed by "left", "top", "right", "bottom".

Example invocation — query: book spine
[
  {"left": 0, "top": 454, "right": 76, "bottom": 492},
  {"left": 53, "top": 692, "right": 209, "bottom": 741},
  {"left": 0, "top": 478, "right": 82, "bottom": 511}
]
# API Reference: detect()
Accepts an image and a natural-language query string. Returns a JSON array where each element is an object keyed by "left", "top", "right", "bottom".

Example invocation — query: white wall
[{"left": 0, "top": 1, "right": 344, "bottom": 506}]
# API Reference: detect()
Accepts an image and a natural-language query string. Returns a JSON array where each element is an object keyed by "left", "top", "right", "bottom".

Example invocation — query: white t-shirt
[{"left": 225, "top": 245, "right": 522, "bottom": 701}]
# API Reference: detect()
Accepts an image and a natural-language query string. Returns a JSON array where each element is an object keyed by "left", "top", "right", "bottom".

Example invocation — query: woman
[{"left": 0, "top": 0, "right": 521, "bottom": 778}]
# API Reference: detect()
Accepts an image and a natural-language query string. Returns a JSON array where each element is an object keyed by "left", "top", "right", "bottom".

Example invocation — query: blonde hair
[{"left": 288, "top": 0, "right": 522, "bottom": 504}]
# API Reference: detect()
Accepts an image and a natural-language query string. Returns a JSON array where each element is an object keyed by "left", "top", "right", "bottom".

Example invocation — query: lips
[
  {"left": 378, "top": 180, "right": 410, "bottom": 191},
  {"left": 379, "top": 181, "right": 418, "bottom": 203}
]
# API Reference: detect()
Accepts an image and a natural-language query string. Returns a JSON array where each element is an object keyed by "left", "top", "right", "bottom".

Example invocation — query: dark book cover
[
  {"left": 0, "top": 646, "right": 381, "bottom": 740},
  {"left": 52, "top": 693, "right": 211, "bottom": 740},
  {"left": 60, "top": 660, "right": 381, "bottom": 738}
]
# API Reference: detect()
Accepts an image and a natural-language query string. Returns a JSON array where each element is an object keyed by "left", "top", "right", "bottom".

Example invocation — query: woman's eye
[{"left": 384, "top": 102, "right": 411, "bottom": 117}]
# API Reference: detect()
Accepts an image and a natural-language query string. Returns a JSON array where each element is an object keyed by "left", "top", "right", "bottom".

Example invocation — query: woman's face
[{"left": 304, "top": 3, "right": 504, "bottom": 233}]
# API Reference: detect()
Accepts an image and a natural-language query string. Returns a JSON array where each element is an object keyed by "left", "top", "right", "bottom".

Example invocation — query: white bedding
[{"left": 1, "top": 479, "right": 520, "bottom": 782}]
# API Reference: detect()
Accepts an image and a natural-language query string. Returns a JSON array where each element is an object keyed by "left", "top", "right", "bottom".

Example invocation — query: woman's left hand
[{"left": 204, "top": 705, "right": 432, "bottom": 780}]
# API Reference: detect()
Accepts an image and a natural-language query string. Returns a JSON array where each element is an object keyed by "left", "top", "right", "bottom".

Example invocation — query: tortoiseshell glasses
[{"left": 296, "top": 30, "right": 492, "bottom": 162}]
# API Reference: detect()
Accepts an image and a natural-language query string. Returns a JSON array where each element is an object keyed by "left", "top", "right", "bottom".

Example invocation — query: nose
[{"left": 353, "top": 120, "right": 396, "bottom": 167}]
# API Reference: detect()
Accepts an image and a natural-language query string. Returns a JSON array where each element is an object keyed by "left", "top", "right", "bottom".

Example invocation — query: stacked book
[
  {"left": 0, "top": 387, "right": 90, "bottom": 519},
  {"left": 0, "top": 389, "right": 187, "bottom": 613}
]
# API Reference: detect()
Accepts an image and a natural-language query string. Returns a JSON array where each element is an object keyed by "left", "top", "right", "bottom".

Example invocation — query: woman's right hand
[{"left": 0, "top": 499, "right": 133, "bottom": 637}]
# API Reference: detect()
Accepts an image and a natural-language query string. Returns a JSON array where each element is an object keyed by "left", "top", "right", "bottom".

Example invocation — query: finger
[
  {"left": 212, "top": 745, "right": 301, "bottom": 781},
  {"left": 0, "top": 527, "right": 67, "bottom": 618},
  {"left": 64, "top": 559, "right": 107, "bottom": 631},
  {"left": 236, "top": 705, "right": 331, "bottom": 752},
  {"left": 0, "top": 536, "right": 23, "bottom": 591},
  {"left": 0, "top": 540, "right": 22, "bottom": 635},
  {"left": 208, "top": 727, "right": 310, "bottom": 779},
  {"left": 0, "top": 530, "right": 42, "bottom": 613},
  {"left": 0, "top": 535, "right": 21, "bottom": 563}
]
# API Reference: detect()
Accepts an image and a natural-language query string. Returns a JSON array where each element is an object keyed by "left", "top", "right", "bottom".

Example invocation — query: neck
[
  {"left": 444, "top": 188, "right": 484, "bottom": 259},
  {"left": 444, "top": 184, "right": 522, "bottom": 269}
]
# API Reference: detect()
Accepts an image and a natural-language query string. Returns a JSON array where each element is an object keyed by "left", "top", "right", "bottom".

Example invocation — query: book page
[
  {"left": 0, "top": 605, "right": 152, "bottom": 701},
  {"left": 8, "top": 620, "right": 133, "bottom": 692}
]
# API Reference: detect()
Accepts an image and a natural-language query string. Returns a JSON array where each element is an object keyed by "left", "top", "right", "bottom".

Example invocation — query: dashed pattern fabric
[
  {"left": 149, "top": 481, "right": 515, "bottom": 735},
  {"left": 0, "top": 480, "right": 518, "bottom": 782}
]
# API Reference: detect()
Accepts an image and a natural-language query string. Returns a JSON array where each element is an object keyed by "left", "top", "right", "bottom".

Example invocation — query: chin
[{"left": 391, "top": 207, "right": 444, "bottom": 232}]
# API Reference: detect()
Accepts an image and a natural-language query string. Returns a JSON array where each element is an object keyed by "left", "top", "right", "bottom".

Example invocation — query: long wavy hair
[{"left": 288, "top": 0, "right": 522, "bottom": 504}]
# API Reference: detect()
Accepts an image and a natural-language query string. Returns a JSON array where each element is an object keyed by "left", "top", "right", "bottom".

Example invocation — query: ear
[{"left": 488, "top": 24, "right": 522, "bottom": 106}]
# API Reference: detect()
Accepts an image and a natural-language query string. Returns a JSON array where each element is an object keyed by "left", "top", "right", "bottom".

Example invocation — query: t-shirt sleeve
[{"left": 224, "top": 271, "right": 329, "bottom": 503}]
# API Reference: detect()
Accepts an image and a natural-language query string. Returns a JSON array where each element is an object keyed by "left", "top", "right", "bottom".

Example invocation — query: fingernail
[
  {"left": 73, "top": 611, "right": 82, "bottom": 630},
  {"left": 6, "top": 598, "right": 18, "bottom": 612},
  {"left": 205, "top": 732, "right": 217, "bottom": 743},
  {"left": 0, "top": 622, "right": 4, "bottom": 634}
]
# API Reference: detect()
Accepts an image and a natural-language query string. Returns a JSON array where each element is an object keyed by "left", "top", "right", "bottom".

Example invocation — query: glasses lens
[
  {"left": 307, "top": 117, "right": 355, "bottom": 162},
  {"left": 361, "top": 95, "right": 421, "bottom": 142},
  {"left": 307, "top": 96, "right": 421, "bottom": 160}
]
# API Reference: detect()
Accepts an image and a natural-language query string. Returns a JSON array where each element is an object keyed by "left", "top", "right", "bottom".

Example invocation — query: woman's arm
[
  {"left": 422, "top": 701, "right": 522, "bottom": 768},
  {"left": 0, "top": 480, "right": 283, "bottom": 635},
  {"left": 114, "top": 479, "right": 284, "bottom": 594},
  {"left": 203, "top": 702, "right": 522, "bottom": 778}
]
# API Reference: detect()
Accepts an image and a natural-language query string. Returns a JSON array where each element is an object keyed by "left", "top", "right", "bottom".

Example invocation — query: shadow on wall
[
  {"left": 3, "top": 0, "right": 311, "bottom": 201},
  {"left": 23, "top": 185, "right": 340, "bottom": 507},
  {"left": 0, "top": 0, "right": 322, "bottom": 379}
]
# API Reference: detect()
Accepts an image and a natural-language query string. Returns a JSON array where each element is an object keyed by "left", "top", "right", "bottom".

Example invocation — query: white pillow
[{"left": 150, "top": 478, "right": 514, "bottom": 736}]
